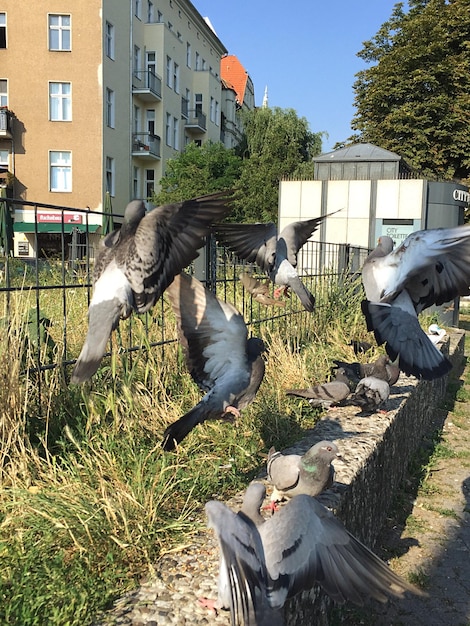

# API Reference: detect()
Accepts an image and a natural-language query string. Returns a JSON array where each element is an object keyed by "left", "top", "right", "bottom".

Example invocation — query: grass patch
[
  {"left": 407, "top": 568, "right": 430, "bottom": 589},
  {"left": 0, "top": 267, "right": 376, "bottom": 624}
]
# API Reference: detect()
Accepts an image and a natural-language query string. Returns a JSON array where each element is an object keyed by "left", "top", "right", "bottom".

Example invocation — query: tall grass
[{"left": 0, "top": 268, "right": 378, "bottom": 625}]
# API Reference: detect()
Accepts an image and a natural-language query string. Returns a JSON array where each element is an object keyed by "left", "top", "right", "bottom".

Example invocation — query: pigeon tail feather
[
  {"left": 162, "top": 404, "right": 207, "bottom": 451},
  {"left": 71, "top": 299, "right": 124, "bottom": 384}
]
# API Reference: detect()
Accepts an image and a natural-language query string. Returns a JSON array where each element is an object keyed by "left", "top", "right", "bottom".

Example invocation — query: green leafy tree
[
  {"left": 352, "top": 0, "right": 470, "bottom": 181},
  {"left": 152, "top": 141, "right": 242, "bottom": 205},
  {"left": 233, "top": 107, "right": 323, "bottom": 222}
]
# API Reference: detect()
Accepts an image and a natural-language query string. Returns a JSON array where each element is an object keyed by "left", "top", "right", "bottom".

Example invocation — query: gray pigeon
[
  {"left": 361, "top": 227, "right": 470, "bottom": 380},
  {"left": 286, "top": 380, "right": 350, "bottom": 408},
  {"left": 267, "top": 440, "right": 340, "bottom": 499},
  {"left": 347, "top": 376, "right": 390, "bottom": 414},
  {"left": 239, "top": 271, "right": 286, "bottom": 307},
  {"left": 205, "top": 482, "right": 422, "bottom": 625},
  {"left": 215, "top": 211, "right": 340, "bottom": 312},
  {"left": 332, "top": 354, "right": 400, "bottom": 389},
  {"left": 71, "top": 192, "right": 232, "bottom": 384},
  {"left": 162, "top": 272, "right": 266, "bottom": 451}
]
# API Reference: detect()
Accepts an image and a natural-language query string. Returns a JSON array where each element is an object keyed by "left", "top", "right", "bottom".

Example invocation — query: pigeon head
[
  {"left": 124, "top": 200, "right": 146, "bottom": 225},
  {"left": 300, "top": 441, "right": 340, "bottom": 473},
  {"left": 377, "top": 235, "right": 394, "bottom": 253},
  {"left": 247, "top": 336, "right": 267, "bottom": 358}
]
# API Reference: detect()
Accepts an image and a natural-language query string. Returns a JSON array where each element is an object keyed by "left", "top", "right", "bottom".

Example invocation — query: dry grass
[{"left": 0, "top": 268, "right": 382, "bottom": 624}]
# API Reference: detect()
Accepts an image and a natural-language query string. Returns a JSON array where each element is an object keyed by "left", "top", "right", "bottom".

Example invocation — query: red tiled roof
[{"left": 220, "top": 54, "right": 248, "bottom": 105}]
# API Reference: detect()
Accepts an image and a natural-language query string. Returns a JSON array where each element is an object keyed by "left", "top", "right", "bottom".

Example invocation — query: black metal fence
[{"left": 0, "top": 197, "right": 370, "bottom": 392}]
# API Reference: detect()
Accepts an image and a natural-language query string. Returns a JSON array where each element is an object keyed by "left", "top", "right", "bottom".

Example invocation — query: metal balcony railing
[{"left": 132, "top": 132, "right": 161, "bottom": 158}]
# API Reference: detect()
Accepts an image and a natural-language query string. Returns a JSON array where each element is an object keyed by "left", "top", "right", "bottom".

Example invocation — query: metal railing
[{"left": 0, "top": 197, "right": 370, "bottom": 412}]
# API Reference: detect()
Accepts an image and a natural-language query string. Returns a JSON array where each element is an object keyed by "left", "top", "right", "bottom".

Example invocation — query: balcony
[
  {"left": 132, "top": 70, "right": 162, "bottom": 102},
  {"left": 132, "top": 133, "right": 161, "bottom": 159},
  {"left": 0, "top": 108, "right": 13, "bottom": 139},
  {"left": 185, "top": 109, "right": 207, "bottom": 133}
]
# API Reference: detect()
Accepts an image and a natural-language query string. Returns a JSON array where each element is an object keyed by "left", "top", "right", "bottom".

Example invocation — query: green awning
[{"left": 14, "top": 222, "right": 101, "bottom": 234}]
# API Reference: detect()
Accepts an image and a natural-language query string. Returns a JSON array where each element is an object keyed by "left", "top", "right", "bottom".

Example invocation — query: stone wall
[{"left": 285, "top": 330, "right": 465, "bottom": 625}]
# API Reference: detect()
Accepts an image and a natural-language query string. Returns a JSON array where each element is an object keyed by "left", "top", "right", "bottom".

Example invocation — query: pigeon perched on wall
[
  {"left": 267, "top": 440, "right": 340, "bottom": 499},
  {"left": 71, "top": 192, "right": 232, "bottom": 384},
  {"left": 361, "top": 227, "right": 470, "bottom": 380},
  {"left": 215, "top": 211, "right": 340, "bottom": 312},
  {"left": 332, "top": 354, "right": 400, "bottom": 389},
  {"left": 286, "top": 380, "right": 350, "bottom": 408},
  {"left": 204, "top": 482, "right": 422, "bottom": 625},
  {"left": 347, "top": 376, "right": 390, "bottom": 414},
  {"left": 161, "top": 272, "right": 266, "bottom": 451},
  {"left": 239, "top": 271, "right": 286, "bottom": 307}
]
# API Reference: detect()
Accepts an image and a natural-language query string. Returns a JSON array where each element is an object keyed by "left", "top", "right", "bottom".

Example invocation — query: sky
[{"left": 194, "top": 1, "right": 407, "bottom": 153}]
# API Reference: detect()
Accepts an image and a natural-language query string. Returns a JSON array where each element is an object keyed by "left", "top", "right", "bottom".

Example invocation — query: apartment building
[{"left": 0, "top": 0, "right": 253, "bottom": 258}]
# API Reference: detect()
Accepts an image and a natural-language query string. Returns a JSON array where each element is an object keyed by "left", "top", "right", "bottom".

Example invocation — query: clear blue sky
[{"left": 195, "top": 1, "right": 407, "bottom": 153}]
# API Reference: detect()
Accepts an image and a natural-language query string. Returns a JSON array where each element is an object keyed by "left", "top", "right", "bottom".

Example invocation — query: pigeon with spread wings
[
  {"left": 162, "top": 272, "right": 265, "bottom": 451},
  {"left": 204, "top": 482, "right": 422, "bottom": 625},
  {"left": 361, "top": 226, "right": 470, "bottom": 380},
  {"left": 71, "top": 192, "right": 232, "bottom": 384},
  {"left": 215, "top": 211, "right": 340, "bottom": 312}
]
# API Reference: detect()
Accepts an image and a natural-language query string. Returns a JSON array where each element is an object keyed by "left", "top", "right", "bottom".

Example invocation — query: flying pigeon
[
  {"left": 215, "top": 211, "right": 340, "bottom": 312},
  {"left": 285, "top": 380, "right": 350, "bottom": 408},
  {"left": 347, "top": 376, "right": 390, "bottom": 414},
  {"left": 161, "top": 272, "right": 266, "bottom": 451},
  {"left": 71, "top": 192, "right": 232, "bottom": 384},
  {"left": 204, "top": 482, "right": 422, "bottom": 625},
  {"left": 267, "top": 440, "right": 340, "bottom": 500},
  {"left": 361, "top": 227, "right": 470, "bottom": 380},
  {"left": 239, "top": 271, "right": 286, "bottom": 307},
  {"left": 332, "top": 354, "right": 400, "bottom": 389}
]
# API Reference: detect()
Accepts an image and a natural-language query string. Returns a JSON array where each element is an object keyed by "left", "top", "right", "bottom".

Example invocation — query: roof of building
[
  {"left": 220, "top": 54, "right": 250, "bottom": 105},
  {"left": 314, "top": 143, "right": 402, "bottom": 163}
]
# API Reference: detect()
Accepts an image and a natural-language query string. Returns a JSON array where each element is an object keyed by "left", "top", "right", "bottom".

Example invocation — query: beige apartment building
[{"left": 0, "top": 0, "right": 253, "bottom": 258}]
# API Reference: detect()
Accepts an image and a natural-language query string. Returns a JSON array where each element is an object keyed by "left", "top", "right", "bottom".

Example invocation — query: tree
[
  {"left": 233, "top": 107, "right": 323, "bottom": 222},
  {"left": 152, "top": 141, "right": 242, "bottom": 205},
  {"left": 352, "top": 0, "right": 470, "bottom": 181}
]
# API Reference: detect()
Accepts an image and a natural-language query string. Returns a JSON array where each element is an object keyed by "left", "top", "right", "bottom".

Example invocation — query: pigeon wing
[
  {"left": 122, "top": 192, "right": 232, "bottom": 313},
  {"left": 279, "top": 215, "right": 330, "bottom": 267},
  {"left": 165, "top": 272, "right": 249, "bottom": 391},
  {"left": 215, "top": 222, "right": 279, "bottom": 273},
  {"left": 260, "top": 495, "right": 421, "bottom": 608},
  {"left": 205, "top": 500, "right": 283, "bottom": 626},
  {"left": 374, "top": 225, "right": 470, "bottom": 309}
]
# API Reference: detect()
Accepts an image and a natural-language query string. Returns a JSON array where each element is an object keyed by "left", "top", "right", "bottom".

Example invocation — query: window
[
  {"left": 49, "top": 82, "right": 71, "bottom": 121},
  {"left": 106, "top": 156, "right": 115, "bottom": 195},
  {"left": 210, "top": 97, "right": 215, "bottom": 123},
  {"left": 133, "top": 166, "right": 140, "bottom": 198},
  {"left": 195, "top": 51, "right": 200, "bottom": 70},
  {"left": 105, "top": 21, "right": 114, "bottom": 59},
  {"left": 134, "top": 45, "right": 141, "bottom": 75},
  {"left": 166, "top": 56, "right": 172, "bottom": 88},
  {"left": 0, "top": 13, "right": 6, "bottom": 49},
  {"left": 165, "top": 112, "right": 171, "bottom": 146},
  {"left": 157, "top": 10, "right": 163, "bottom": 23},
  {"left": 106, "top": 88, "right": 115, "bottom": 128},
  {"left": 50, "top": 151, "right": 72, "bottom": 192},
  {"left": 146, "top": 109, "right": 155, "bottom": 136},
  {"left": 0, "top": 149, "right": 8, "bottom": 166},
  {"left": 195, "top": 93, "right": 203, "bottom": 113},
  {"left": 48, "top": 14, "right": 71, "bottom": 51},
  {"left": 186, "top": 43, "right": 191, "bottom": 68},
  {"left": 146, "top": 51, "right": 156, "bottom": 76},
  {"left": 173, "top": 116, "right": 179, "bottom": 150},
  {"left": 173, "top": 62, "right": 179, "bottom": 94},
  {"left": 215, "top": 101, "right": 219, "bottom": 126},
  {"left": 147, "top": 1, "right": 154, "bottom": 23},
  {"left": 135, "top": 0, "right": 142, "bottom": 19},
  {"left": 145, "top": 169, "right": 155, "bottom": 199},
  {"left": 0, "top": 79, "right": 7, "bottom": 107},
  {"left": 134, "top": 105, "right": 141, "bottom": 133}
]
